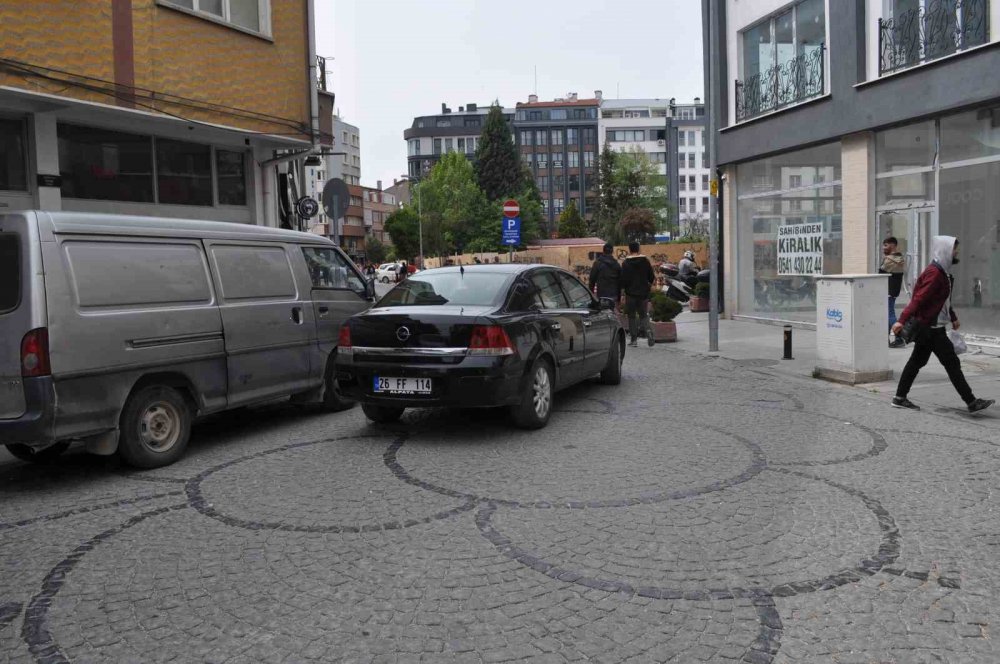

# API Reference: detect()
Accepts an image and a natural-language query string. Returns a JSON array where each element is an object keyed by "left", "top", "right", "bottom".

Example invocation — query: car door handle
[
  {"left": 291, "top": 307, "right": 303, "bottom": 324},
  {"left": 318, "top": 306, "right": 330, "bottom": 318},
  {"left": 551, "top": 323, "right": 561, "bottom": 331},
  {"left": 583, "top": 320, "right": 592, "bottom": 328}
]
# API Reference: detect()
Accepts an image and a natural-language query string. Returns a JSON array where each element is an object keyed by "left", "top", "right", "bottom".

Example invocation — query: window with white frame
[
  {"left": 160, "top": 0, "right": 270, "bottom": 35},
  {"left": 679, "top": 132, "right": 686, "bottom": 146},
  {"left": 688, "top": 153, "right": 696, "bottom": 169}
]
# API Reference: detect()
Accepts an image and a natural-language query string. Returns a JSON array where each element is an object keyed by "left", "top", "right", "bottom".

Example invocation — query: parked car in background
[
  {"left": 0, "top": 211, "right": 374, "bottom": 468},
  {"left": 335, "top": 264, "right": 624, "bottom": 429}
]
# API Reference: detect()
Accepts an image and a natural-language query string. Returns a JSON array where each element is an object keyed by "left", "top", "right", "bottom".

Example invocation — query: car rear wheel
[
  {"left": 599, "top": 335, "right": 624, "bottom": 385},
  {"left": 362, "top": 403, "right": 404, "bottom": 423},
  {"left": 5, "top": 441, "right": 70, "bottom": 463},
  {"left": 118, "top": 386, "right": 191, "bottom": 469},
  {"left": 511, "top": 359, "right": 553, "bottom": 429},
  {"left": 381, "top": 276, "right": 390, "bottom": 283}
]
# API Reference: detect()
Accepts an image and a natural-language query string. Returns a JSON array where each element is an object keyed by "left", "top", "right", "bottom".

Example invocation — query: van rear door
[{"left": 0, "top": 218, "right": 33, "bottom": 419}]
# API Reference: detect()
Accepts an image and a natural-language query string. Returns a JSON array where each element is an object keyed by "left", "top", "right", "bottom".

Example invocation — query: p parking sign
[{"left": 501, "top": 216, "right": 521, "bottom": 246}]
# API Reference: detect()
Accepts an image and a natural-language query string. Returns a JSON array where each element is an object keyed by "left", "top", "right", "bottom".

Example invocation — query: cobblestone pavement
[{"left": 1, "top": 347, "right": 998, "bottom": 663}]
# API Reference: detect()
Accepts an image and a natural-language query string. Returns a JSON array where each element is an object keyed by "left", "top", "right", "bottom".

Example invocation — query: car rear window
[
  {"left": 0, "top": 234, "right": 20, "bottom": 313},
  {"left": 378, "top": 271, "right": 507, "bottom": 307}
]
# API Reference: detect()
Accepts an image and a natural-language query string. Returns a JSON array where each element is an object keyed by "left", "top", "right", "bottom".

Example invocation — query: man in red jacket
[{"left": 891, "top": 236, "right": 994, "bottom": 413}]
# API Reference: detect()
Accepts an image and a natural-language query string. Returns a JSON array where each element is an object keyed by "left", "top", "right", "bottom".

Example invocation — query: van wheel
[
  {"left": 5, "top": 441, "right": 70, "bottom": 463},
  {"left": 511, "top": 359, "right": 553, "bottom": 429},
  {"left": 119, "top": 386, "right": 191, "bottom": 469},
  {"left": 362, "top": 403, "right": 404, "bottom": 423},
  {"left": 321, "top": 361, "right": 355, "bottom": 412},
  {"left": 599, "top": 335, "right": 624, "bottom": 385}
]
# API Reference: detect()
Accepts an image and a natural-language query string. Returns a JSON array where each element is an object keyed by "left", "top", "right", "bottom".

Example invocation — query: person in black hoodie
[
  {"left": 588, "top": 242, "right": 621, "bottom": 306},
  {"left": 620, "top": 241, "right": 655, "bottom": 347}
]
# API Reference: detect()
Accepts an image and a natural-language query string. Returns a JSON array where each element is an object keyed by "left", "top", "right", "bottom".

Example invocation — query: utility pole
[{"left": 704, "top": 0, "right": 720, "bottom": 352}]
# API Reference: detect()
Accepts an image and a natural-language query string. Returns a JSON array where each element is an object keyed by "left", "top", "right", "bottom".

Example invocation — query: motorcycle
[{"left": 658, "top": 263, "right": 710, "bottom": 303}]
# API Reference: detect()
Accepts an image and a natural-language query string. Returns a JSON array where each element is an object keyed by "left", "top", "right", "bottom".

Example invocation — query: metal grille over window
[{"left": 879, "top": 0, "right": 989, "bottom": 75}]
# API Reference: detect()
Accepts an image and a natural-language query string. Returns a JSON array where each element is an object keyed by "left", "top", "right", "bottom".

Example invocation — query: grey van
[{"left": 0, "top": 211, "right": 374, "bottom": 468}]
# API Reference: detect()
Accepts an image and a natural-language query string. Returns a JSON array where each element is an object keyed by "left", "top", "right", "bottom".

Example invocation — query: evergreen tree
[
  {"left": 475, "top": 103, "right": 523, "bottom": 202},
  {"left": 384, "top": 207, "right": 421, "bottom": 262},
  {"left": 557, "top": 200, "right": 587, "bottom": 239},
  {"left": 418, "top": 152, "right": 491, "bottom": 257}
]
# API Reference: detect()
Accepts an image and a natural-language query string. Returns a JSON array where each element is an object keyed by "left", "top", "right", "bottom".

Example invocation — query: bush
[
  {"left": 649, "top": 292, "right": 682, "bottom": 322},
  {"left": 692, "top": 281, "right": 710, "bottom": 298}
]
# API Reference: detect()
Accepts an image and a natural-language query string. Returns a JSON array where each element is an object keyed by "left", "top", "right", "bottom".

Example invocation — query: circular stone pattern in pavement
[
  {"left": 188, "top": 436, "right": 473, "bottom": 533},
  {"left": 702, "top": 406, "right": 883, "bottom": 466},
  {"left": 394, "top": 413, "right": 764, "bottom": 507},
  {"left": 484, "top": 469, "right": 884, "bottom": 594}
]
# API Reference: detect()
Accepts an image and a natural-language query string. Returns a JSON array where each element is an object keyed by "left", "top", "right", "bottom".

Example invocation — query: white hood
[{"left": 929, "top": 235, "right": 956, "bottom": 273}]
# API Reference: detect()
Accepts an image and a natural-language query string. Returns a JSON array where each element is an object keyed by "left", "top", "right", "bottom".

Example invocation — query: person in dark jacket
[
  {"left": 619, "top": 241, "right": 655, "bottom": 347},
  {"left": 891, "top": 236, "right": 993, "bottom": 413},
  {"left": 589, "top": 242, "right": 621, "bottom": 306}
]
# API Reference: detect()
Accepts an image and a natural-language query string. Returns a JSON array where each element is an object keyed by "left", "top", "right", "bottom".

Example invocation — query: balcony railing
[
  {"left": 735, "top": 44, "right": 825, "bottom": 123},
  {"left": 879, "top": 0, "right": 989, "bottom": 75},
  {"left": 316, "top": 55, "right": 329, "bottom": 91}
]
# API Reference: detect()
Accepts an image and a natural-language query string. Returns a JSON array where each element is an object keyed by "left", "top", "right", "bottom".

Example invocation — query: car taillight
[
  {"left": 21, "top": 328, "right": 51, "bottom": 377},
  {"left": 336, "top": 324, "right": 352, "bottom": 353},
  {"left": 468, "top": 325, "right": 515, "bottom": 356}
]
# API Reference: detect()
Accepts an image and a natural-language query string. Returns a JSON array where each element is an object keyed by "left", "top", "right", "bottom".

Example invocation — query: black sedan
[{"left": 335, "top": 264, "right": 625, "bottom": 428}]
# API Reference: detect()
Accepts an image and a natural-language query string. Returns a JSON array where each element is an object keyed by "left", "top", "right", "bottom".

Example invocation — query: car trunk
[
  {"left": 0, "top": 226, "right": 29, "bottom": 419},
  {"left": 350, "top": 305, "right": 493, "bottom": 351}
]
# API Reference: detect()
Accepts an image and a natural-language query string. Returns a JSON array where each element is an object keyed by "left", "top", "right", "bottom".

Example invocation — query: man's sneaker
[
  {"left": 628, "top": 339, "right": 638, "bottom": 347},
  {"left": 891, "top": 396, "right": 920, "bottom": 410},
  {"left": 968, "top": 398, "right": 995, "bottom": 414},
  {"left": 889, "top": 337, "right": 906, "bottom": 348}
]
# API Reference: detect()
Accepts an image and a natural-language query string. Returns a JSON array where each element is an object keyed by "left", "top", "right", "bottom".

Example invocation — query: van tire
[
  {"left": 5, "top": 441, "right": 70, "bottom": 463},
  {"left": 362, "top": 403, "right": 404, "bottom": 423},
  {"left": 118, "top": 386, "right": 192, "bottom": 469},
  {"left": 321, "top": 361, "right": 355, "bottom": 412}
]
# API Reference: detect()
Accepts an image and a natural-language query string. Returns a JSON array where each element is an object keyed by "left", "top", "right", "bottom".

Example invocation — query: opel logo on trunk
[{"left": 396, "top": 326, "right": 411, "bottom": 342}]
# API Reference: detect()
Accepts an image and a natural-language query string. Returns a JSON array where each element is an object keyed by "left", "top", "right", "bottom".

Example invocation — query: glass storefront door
[{"left": 877, "top": 208, "right": 933, "bottom": 317}]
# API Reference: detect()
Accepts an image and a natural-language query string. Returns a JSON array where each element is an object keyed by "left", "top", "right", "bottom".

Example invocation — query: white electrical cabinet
[{"left": 815, "top": 275, "right": 892, "bottom": 384}]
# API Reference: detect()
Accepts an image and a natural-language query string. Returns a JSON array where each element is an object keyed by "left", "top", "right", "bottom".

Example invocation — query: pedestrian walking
[
  {"left": 880, "top": 237, "right": 906, "bottom": 348},
  {"left": 588, "top": 242, "right": 621, "bottom": 308},
  {"left": 891, "top": 236, "right": 994, "bottom": 413},
  {"left": 620, "top": 241, "right": 655, "bottom": 348}
]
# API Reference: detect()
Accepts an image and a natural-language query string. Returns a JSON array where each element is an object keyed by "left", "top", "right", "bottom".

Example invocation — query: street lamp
[{"left": 401, "top": 160, "right": 429, "bottom": 268}]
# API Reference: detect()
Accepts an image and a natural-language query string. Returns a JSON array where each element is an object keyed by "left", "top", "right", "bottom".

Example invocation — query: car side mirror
[{"left": 596, "top": 297, "right": 616, "bottom": 311}]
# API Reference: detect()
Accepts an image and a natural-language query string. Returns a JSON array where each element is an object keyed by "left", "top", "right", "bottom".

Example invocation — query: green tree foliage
[
  {"left": 557, "top": 199, "right": 588, "bottom": 238},
  {"left": 365, "top": 236, "right": 387, "bottom": 264},
  {"left": 416, "top": 152, "right": 492, "bottom": 257},
  {"left": 475, "top": 102, "right": 523, "bottom": 202},
  {"left": 384, "top": 206, "right": 420, "bottom": 262},
  {"left": 620, "top": 207, "right": 657, "bottom": 243},
  {"left": 593, "top": 144, "right": 665, "bottom": 244}
]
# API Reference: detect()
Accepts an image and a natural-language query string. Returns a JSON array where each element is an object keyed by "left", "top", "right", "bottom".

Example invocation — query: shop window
[
  {"left": 0, "top": 118, "right": 27, "bottom": 191},
  {"left": 58, "top": 124, "right": 154, "bottom": 203},
  {"left": 875, "top": 120, "right": 935, "bottom": 173},
  {"left": 940, "top": 106, "right": 1000, "bottom": 164},
  {"left": 157, "top": 138, "right": 212, "bottom": 206},
  {"left": 216, "top": 149, "right": 247, "bottom": 206}
]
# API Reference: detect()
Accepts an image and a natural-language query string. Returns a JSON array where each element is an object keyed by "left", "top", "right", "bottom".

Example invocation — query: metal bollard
[{"left": 782, "top": 325, "right": 793, "bottom": 360}]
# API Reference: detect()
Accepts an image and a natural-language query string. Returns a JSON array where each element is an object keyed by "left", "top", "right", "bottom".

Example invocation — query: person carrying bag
[{"left": 891, "top": 236, "right": 993, "bottom": 414}]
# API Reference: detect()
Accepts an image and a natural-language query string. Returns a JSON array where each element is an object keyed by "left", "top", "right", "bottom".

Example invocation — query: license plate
[{"left": 373, "top": 376, "right": 433, "bottom": 395}]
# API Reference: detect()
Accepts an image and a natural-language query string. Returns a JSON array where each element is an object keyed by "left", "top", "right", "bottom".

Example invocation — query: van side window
[
  {"left": 212, "top": 245, "right": 296, "bottom": 301},
  {"left": 64, "top": 241, "right": 212, "bottom": 308},
  {"left": 302, "top": 247, "right": 366, "bottom": 294},
  {"left": 0, "top": 234, "right": 19, "bottom": 313}
]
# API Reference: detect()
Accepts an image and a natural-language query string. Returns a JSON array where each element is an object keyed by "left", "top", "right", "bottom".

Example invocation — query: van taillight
[
  {"left": 21, "top": 328, "right": 51, "bottom": 377},
  {"left": 336, "top": 324, "right": 352, "bottom": 353},
  {"left": 468, "top": 325, "right": 515, "bottom": 356}
]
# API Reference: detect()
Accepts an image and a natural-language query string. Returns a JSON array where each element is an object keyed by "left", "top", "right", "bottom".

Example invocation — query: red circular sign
[{"left": 502, "top": 199, "right": 520, "bottom": 218}]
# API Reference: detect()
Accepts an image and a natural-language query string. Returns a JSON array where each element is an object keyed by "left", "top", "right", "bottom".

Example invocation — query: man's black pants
[{"left": 896, "top": 326, "right": 974, "bottom": 404}]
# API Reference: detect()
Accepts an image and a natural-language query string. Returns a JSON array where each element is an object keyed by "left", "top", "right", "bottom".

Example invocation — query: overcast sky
[{"left": 315, "top": 0, "right": 705, "bottom": 190}]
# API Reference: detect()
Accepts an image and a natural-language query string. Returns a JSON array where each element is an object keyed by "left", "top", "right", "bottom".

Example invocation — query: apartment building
[
  {"left": 363, "top": 182, "right": 395, "bottom": 247},
  {"left": 599, "top": 98, "right": 709, "bottom": 235},
  {"left": 404, "top": 103, "right": 513, "bottom": 180},
  {"left": 0, "top": 0, "right": 326, "bottom": 228},
  {"left": 513, "top": 92, "right": 601, "bottom": 235},
  {"left": 706, "top": 0, "right": 1000, "bottom": 346},
  {"left": 330, "top": 116, "right": 361, "bottom": 186}
]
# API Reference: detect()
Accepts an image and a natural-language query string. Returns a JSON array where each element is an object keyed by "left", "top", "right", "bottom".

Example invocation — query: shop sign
[{"left": 777, "top": 222, "right": 824, "bottom": 275}]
